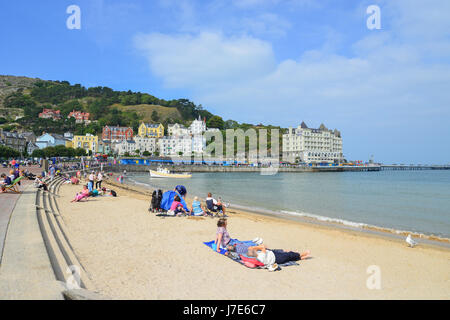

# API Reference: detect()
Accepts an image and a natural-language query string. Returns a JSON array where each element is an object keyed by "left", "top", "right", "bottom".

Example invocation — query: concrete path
[
  {"left": 0, "top": 191, "right": 21, "bottom": 264},
  {"left": 0, "top": 165, "right": 44, "bottom": 263},
  {"left": 0, "top": 184, "right": 64, "bottom": 299}
]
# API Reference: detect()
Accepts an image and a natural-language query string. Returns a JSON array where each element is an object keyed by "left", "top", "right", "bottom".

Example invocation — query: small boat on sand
[{"left": 149, "top": 167, "right": 192, "bottom": 178}]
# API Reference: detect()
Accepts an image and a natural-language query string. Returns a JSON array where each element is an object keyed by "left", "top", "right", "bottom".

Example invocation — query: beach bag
[
  {"left": 151, "top": 190, "right": 158, "bottom": 210},
  {"left": 110, "top": 190, "right": 117, "bottom": 197},
  {"left": 157, "top": 189, "right": 163, "bottom": 208}
]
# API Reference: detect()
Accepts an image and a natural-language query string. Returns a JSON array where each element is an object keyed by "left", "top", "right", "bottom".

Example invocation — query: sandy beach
[{"left": 57, "top": 180, "right": 450, "bottom": 300}]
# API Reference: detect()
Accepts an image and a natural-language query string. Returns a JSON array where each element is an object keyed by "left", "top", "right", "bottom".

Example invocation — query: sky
[{"left": 1, "top": 0, "right": 449, "bottom": 164}]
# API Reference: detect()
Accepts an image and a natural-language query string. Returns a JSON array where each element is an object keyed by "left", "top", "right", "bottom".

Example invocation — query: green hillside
[
  {"left": 0, "top": 75, "right": 283, "bottom": 152},
  {"left": 0, "top": 75, "right": 214, "bottom": 135},
  {"left": 114, "top": 104, "right": 184, "bottom": 124}
]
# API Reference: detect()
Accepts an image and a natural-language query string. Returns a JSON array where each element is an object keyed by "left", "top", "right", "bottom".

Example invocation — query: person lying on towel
[{"left": 228, "top": 243, "right": 311, "bottom": 271}]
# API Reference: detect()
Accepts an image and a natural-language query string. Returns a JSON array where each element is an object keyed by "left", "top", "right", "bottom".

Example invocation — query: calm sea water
[{"left": 127, "top": 170, "right": 450, "bottom": 239}]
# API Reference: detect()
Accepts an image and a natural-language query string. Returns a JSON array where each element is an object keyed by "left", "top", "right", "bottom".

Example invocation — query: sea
[{"left": 125, "top": 170, "right": 450, "bottom": 241}]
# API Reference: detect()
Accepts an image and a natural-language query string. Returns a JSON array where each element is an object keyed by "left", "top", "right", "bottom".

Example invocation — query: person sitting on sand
[
  {"left": 247, "top": 245, "right": 311, "bottom": 271},
  {"left": 70, "top": 176, "right": 79, "bottom": 185},
  {"left": 190, "top": 196, "right": 207, "bottom": 216},
  {"left": 206, "top": 193, "right": 226, "bottom": 216},
  {"left": 170, "top": 195, "right": 187, "bottom": 216},
  {"left": 71, "top": 185, "right": 90, "bottom": 202},
  {"left": 34, "top": 175, "right": 48, "bottom": 191},
  {"left": 215, "top": 218, "right": 239, "bottom": 252},
  {"left": 160, "top": 185, "right": 190, "bottom": 213}
]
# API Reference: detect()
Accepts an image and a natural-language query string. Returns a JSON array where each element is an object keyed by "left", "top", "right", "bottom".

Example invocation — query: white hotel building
[
  {"left": 159, "top": 136, "right": 193, "bottom": 156},
  {"left": 114, "top": 137, "right": 157, "bottom": 155},
  {"left": 282, "top": 122, "right": 344, "bottom": 164}
]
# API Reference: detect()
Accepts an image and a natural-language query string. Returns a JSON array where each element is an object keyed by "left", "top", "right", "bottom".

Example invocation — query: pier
[{"left": 380, "top": 164, "right": 450, "bottom": 170}]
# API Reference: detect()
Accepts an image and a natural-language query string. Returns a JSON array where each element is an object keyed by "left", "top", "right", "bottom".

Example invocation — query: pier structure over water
[{"left": 380, "top": 164, "right": 450, "bottom": 170}]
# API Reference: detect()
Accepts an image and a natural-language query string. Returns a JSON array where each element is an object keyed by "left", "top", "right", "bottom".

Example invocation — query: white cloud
[
  {"left": 133, "top": 0, "right": 450, "bottom": 161},
  {"left": 134, "top": 31, "right": 276, "bottom": 89},
  {"left": 241, "top": 13, "right": 292, "bottom": 37}
]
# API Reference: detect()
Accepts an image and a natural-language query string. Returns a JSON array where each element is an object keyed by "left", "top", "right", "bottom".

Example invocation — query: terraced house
[
  {"left": 138, "top": 122, "right": 164, "bottom": 138},
  {"left": 0, "top": 129, "right": 26, "bottom": 153},
  {"left": 102, "top": 125, "right": 133, "bottom": 143},
  {"left": 72, "top": 134, "right": 98, "bottom": 154}
]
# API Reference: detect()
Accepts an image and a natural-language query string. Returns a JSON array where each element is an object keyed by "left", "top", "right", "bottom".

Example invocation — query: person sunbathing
[
  {"left": 70, "top": 185, "right": 90, "bottom": 202},
  {"left": 245, "top": 245, "right": 311, "bottom": 271}
]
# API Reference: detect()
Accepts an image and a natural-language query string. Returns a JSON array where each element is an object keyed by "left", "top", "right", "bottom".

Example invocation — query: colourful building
[
  {"left": 38, "top": 108, "right": 61, "bottom": 120},
  {"left": 72, "top": 134, "right": 98, "bottom": 154},
  {"left": 138, "top": 122, "right": 164, "bottom": 138},
  {"left": 68, "top": 110, "right": 91, "bottom": 124},
  {"left": 102, "top": 125, "right": 133, "bottom": 142}
]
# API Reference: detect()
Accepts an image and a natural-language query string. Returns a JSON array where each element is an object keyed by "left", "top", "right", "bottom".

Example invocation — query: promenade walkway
[
  {"left": 0, "top": 166, "right": 43, "bottom": 264},
  {"left": 0, "top": 165, "right": 64, "bottom": 299}
]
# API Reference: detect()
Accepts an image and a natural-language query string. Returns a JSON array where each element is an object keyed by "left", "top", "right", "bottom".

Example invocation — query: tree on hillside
[
  {"left": 61, "top": 100, "right": 83, "bottom": 117},
  {"left": 207, "top": 116, "right": 225, "bottom": 130},
  {"left": 224, "top": 120, "right": 239, "bottom": 129},
  {"left": 151, "top": 110, "right": 159, "bottom": 122}
]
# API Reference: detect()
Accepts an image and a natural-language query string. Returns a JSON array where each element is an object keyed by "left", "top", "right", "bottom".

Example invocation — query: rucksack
[
  {"left": 151, "top": 190, "right": 158, "bottom": 208},
  {"left": 156, "top": 189, "right": 163, "bottom": 209}
]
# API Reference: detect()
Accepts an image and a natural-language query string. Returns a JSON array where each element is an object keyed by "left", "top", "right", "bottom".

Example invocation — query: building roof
[
  {"left": 104, "top": 125, "right": 132, "bottom": 131},
  {"left": 300, "top": 121, "right": 308, "bottom": 129},
  {"left": 2, "top": 131, "right": 25, "bottom": 139},
  {"left": 144, "top": 123, "right": 162, "bottom": 128}
]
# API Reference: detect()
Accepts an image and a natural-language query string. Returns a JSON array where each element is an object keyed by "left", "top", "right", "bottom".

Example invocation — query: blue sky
[{"left": 1, "top": 0, "right": 449, "bottom": 163}]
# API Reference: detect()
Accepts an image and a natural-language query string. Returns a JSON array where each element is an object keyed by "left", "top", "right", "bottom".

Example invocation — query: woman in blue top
[{"left": 191, "top": 196, "right": 206, "bottom": 216}]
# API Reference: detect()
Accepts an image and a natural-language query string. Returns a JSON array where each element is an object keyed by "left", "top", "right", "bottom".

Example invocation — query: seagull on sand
[{"left": 406, "top": 234, "right": 418, "bottom": 248}]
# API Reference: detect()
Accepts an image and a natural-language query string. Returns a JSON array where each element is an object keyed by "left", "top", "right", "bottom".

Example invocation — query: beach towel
[{"left": 203, "top": 239, "right": 299, "bottom": 270}]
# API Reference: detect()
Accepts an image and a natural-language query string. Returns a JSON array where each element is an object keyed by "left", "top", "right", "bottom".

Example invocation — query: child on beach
[
  {"left": 190, "top": 196, "right": 207, "bottom": 216},
  {"left": 170, "top": 195, "right": 187, "bottom": 216}
]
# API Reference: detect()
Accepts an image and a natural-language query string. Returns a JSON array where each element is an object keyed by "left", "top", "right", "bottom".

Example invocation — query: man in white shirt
[
  {"left": 206, "top": 192, "right": 226, "bottom": 216},
  {"left": 88, "top": 171, "right": 95, "bottom": 192},
  {"left": 248, "top": 245, "right": 311, "bottom": 271},
  {"left": 96, "top": 171, "right": 103, "bottom": 189}
]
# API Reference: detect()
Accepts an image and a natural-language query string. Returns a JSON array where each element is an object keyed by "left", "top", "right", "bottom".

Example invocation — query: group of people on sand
[
  {"left": 215, "top": 218, "right": 311, "bottom": 271},
  {"left": 153, "top": 184, "right": 310, "bottom": 271},
  {"left": 70, "top": 170, "right": 115, "bottom": 202},
  {"left": 159, "top": 185, "right": 227, "bottom": 217}
]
